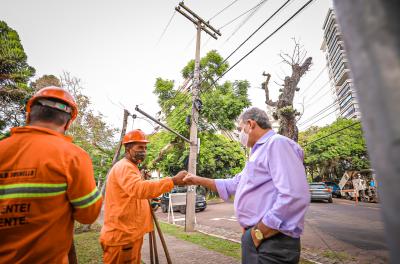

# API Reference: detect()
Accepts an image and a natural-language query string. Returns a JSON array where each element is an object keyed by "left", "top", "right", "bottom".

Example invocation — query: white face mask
[{"left": 239, "top": 124, "right": 250, "bottom": 147}]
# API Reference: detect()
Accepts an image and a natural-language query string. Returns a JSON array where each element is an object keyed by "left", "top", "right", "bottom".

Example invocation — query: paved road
[{"left": 155, "top": 199, "right": 389, "bottom": 263}]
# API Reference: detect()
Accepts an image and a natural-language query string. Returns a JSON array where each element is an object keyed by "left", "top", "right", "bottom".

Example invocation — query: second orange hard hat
[{"left": 122, "top": 129, "right": 150, "bottom": 144}]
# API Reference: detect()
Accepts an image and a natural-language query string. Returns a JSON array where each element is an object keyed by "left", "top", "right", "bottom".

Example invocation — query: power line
[
  {"left": 185, "top": 0, "right": 240, "bottom": 51},
  {"left": 209, "top": 0, "right": 315, "bottom": 87},
  {"left": 197, "top": 0, "right": 314, "bottom": 91},
  {"left": 299, "top": 100, "right": 338, "bottom": 126},
  {"left": 223, "top": 0, "right": 291, "bottom": 63},
  {"left": 303, "top": 122, "right": 360, "bottom": 146},
  {"left": 224, "top": 0, "right": 269, "bottom": 43},
  {"left": 155, "top": 10, "right": 177, "bottom": 46},
  {"left": 219, "top": 0, "right": 269, "bottom": 30},
  {"left": 301, "top": 106, "right": 339, "bottom": 130},
  {"left": 299, "top": 102, "right": 338, "bottom": 126},
  {"left": 304, "top": 80, "right": 331, "bottom": 106},
  {"left": 190, "top": 0, "right": 293, "bottom": 93},
  {"left": 299, "top": 66, "right": 328, "bottom": 97},
  {"left": 208, "top": 0, "right": 241, "bottom": 21}
]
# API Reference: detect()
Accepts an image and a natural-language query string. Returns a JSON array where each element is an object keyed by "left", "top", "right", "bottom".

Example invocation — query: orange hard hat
[
  {"left": 26, "top": 86, "right": 78, "bottom": 122},
  {"left": 122, "top": 129, "right": 150, "bottom": 144}
]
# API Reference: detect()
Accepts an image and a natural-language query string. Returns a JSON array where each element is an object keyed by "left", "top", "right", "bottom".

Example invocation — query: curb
[{"left": 206, "top": 199, "right": 225, "bottom": 205}]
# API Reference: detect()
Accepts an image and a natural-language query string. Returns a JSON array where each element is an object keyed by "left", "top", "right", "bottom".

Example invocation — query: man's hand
[
  {"left": 182, "top": 173, "right": 200, "bottom": 185},
  {"left": 182, "top": 173, "right": 218, "bottom": 192},
  {"left": 172, "top": 170, "right": 188, "bottom": 186},
  {"left": 250, "top": 221, "right": 280, "bottom": 248},
  {"left": 250, "top": 228, "right": 262, "bottom": 249}
]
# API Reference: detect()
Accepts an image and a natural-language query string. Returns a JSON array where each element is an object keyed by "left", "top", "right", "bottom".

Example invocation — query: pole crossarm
[
  {"left": 134, "top": 105, "right": 191, "bottom": 144},
  {"left": 175, "top": 2, "right": 221, "bottom": 40}
]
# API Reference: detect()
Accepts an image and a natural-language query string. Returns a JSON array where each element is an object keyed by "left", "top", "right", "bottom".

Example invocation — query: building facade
[{"left": 321, "top": 8, "right": 361, "bottom": 119}]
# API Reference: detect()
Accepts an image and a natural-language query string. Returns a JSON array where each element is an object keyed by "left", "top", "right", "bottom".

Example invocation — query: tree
[
  {"left": 146, "top": 50, "right": 250, "bottom": 179},
  {"left": 0, "top": 20, "right": 35, "bottom": 131},
  {"left": 31, "top": 74, "right": 61, "bottom": 91},
  {"left": 299, "top": 118, "right": 370, "bottom": 181},
  {"left": 263, "top": 39, "right": 312, "bottom": 142},
  {"left": 59, "top": 72, "right": 119, "bottom": 182}
]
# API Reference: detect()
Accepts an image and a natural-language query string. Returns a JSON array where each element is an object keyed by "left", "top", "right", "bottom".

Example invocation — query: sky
[{"left": 1, "top": 0, "right": 336, "bottom": 134}]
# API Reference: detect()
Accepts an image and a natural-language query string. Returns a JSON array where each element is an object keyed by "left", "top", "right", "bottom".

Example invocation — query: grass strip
[{"left": 159, "top": 221, "right": 242, "bottom": 260}]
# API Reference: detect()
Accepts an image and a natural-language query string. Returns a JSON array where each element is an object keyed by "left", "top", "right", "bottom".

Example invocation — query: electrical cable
[
  {"left": 223, "top": 0, "right": 291, "bottom": 63},
  {"left": 305, "top": 82, "right": 333, "bottom": 107},
  {"left": 224, "top": 0, "right": 269, "bottom": 43},
  {"left": 303, "top": 122, "right": 360, "bottom": 146},
  {"left": 218, "top": 0, "right": 269, "bottom": 30},
  {"left": 301, "top": 106, "right": 339, "bottom": 130},
  {"left": 155, "top": 11, "right": 177, "bottom": 46},
  {"left": 207, "top": 0, "right": 315, "bottom": 88},
  {"left": 299, "top": 100, "right": 338, "bottom": 126},
  {"left": 208, "top": 0, "right": 241, "bottom": 21},
  {"left": 299, "top": 66, "right": 328, "bottom": 97}
]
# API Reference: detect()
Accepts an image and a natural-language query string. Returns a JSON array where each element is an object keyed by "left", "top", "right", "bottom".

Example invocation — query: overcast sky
[{"left": 1, "top": 0, "right": 335, "bottom": 134}]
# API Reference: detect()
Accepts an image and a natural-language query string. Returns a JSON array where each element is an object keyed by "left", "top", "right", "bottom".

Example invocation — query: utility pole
[
  {"left": 333, "top": 1, "right": 400, "bottom": 262},
  {"left": 175, "top": 2, "right": 221, "bottom": 232}
]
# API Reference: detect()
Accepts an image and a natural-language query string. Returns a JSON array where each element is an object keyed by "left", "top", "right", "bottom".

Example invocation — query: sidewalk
[{"left": 141, "top": 233, "right": 239, "bottom": 264}]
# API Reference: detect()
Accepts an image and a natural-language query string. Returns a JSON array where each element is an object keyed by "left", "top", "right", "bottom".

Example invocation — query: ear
[{"left": 249, "top": 119, "right": 257, "bottom": 130}]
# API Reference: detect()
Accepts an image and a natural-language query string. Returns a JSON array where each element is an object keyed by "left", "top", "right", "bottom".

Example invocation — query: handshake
[{"left": 171, "top": 170, "right": 199, "bottom": 186}]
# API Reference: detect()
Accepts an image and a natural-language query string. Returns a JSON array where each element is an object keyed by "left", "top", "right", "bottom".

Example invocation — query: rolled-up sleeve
[
  {"left": 215, "top": 173, "right": 242, "bottom": 201},
  {"left": 262, "top": 138, "right": 310, "bottom": 237}
]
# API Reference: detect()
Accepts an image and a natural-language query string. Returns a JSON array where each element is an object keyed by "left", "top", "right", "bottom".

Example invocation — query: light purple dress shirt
[{"left": 215, "top": 130, "right": 310, "bottom": 238}]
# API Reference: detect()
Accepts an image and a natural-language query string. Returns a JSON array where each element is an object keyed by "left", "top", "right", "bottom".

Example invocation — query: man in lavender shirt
[{"left": 183, "top": 107, "right": 310, "bottom": 263}]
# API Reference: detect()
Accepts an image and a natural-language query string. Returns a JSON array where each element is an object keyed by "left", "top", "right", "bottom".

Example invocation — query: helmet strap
[{"left": 64, "top": 119, "right": 72, "bottom": 131}]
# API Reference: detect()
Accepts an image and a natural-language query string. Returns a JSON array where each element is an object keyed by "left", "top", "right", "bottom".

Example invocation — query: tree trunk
[{"left": 263, "top": 41, "right": 312, "bottom": 142}]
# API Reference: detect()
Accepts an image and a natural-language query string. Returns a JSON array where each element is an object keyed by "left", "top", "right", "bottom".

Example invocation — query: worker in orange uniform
[
  {"left": 0, "top": 87, "right": 102, "bottom": 263},
  {"left": 100, "top": 129, "right": 187, "bottom": 264}
]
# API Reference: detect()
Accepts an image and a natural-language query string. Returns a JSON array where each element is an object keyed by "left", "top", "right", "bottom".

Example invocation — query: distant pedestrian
[{"left": 183, "top": 107, "right": 310, "bottom": 264}]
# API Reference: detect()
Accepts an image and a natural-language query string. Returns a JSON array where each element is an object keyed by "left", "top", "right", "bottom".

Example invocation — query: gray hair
[{"left": 239, "top": 107, "right": 272, "bottom": 129}]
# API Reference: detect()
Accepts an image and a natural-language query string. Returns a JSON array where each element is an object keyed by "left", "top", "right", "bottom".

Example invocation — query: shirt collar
[
  {"left": 251, "top": 129, "right": 275, "bottom": 154},
  {"left": 11, "top": 126, "right": 73, "bottom": 142}
]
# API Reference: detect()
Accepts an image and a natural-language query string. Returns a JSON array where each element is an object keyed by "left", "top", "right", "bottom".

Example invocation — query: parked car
[
  {"left": 309, "top": 182, "right": 333, "bottom": 203},
  {"left": 324, "top": 181, "right": 341, "bottom": 198},
  {"left": 160, "top": 187, "right": 207, "bottom": 214}
]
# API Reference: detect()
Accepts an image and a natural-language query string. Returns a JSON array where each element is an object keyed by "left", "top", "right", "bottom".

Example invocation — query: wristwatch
[{"left": 253, "top": 226, "right": 264, "bottom": 241}]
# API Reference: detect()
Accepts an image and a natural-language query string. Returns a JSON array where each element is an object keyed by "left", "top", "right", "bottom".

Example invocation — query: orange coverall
[
  {"left": 0, "top": 126, "right": 102, "bottom": 263},
  {"left": 100, "top": 158, "right": 174, "bottom": 264}
]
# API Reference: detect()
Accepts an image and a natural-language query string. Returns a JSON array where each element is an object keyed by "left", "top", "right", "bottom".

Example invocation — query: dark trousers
[{"left": 241, "top": 229, "right": 301, "bottom": 264}]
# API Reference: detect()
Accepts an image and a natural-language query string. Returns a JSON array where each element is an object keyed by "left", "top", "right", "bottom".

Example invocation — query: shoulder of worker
[
  {"left": 109, "top": 158, "right": 141, "bottom": 178},
  {"left": 3, "top": 126, "right": 90, "bottom": 157}
]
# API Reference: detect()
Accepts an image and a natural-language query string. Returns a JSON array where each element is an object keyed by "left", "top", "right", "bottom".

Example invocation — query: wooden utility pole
[
  {"left": 101, "top": 109, "right": 130, "bottom": 196},
  {"left": 175, "top": 2, "right": 221, "bottom": 232},
  {"left": 333, "top": 1, "right": 400, "bottom": 262}
]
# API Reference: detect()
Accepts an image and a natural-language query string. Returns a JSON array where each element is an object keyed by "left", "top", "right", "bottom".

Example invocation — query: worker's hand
[
  {"left": 182, "top": 173, "right": 199, "bottom": 185},
  {"left": 172, "top": 170, "right": 188, "bottom": 186}
]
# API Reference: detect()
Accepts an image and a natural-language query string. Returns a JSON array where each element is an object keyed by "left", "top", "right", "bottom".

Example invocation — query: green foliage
[
  {"left": 148, "top": 51, "right": 249, "bottom": 178},
  {"left": 0, "top": 20, "right": 36, "bottom": 131},
  {"left": 74, "top": 227, "right": 103, "bottom": 264},
  {"left": 60, "top": 73, "right": 118, "bottom": 182},
  {"left": 300, "top": 118, "right": 370, "bottom": 180},
  {"left": 279, "top": 105, "right": 296, "bottom": 118},
  {"left": 197, "top": 133, "right": 245, "bottom": 179},
  {"left": 145, "top": 131, "right": 245, "bottom": 179},
  {"left": 159, "top": 222, "right": 242, "bottom": 260},
  {"left": 30, "top": 74, "right": 61, "bottom": 92}
]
